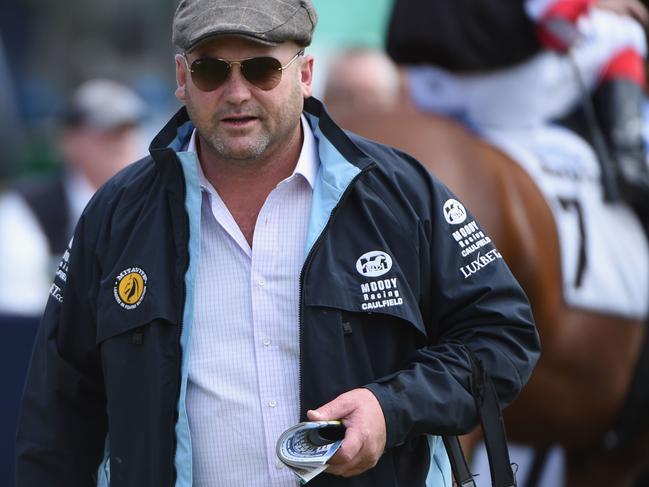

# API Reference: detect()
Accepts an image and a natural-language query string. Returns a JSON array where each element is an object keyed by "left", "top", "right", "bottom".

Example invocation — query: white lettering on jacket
[
  {"left": 459, "top": 249, "right": 503, "bottom": 278},
  {"left": 359, "top": 277, "right": 403, "bottom": 310}
]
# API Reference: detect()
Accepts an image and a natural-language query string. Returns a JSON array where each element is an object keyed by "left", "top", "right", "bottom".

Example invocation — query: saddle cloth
[{"left": 483, "top": 125, "right": 649, "bottom": 319}]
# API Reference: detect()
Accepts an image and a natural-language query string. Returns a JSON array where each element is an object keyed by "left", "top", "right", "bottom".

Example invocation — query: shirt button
[
  {"left": 262, "top": 337, "right": 271, "bottom": 347},
  {"left": 268, "top": 400, "right": 277, "bottom": 408},
  {"left": 276, "top": 460, "right": 285, "bottom": 470},
  {"left": 258, "top": 278, "right": 266, "bottom": 286}
]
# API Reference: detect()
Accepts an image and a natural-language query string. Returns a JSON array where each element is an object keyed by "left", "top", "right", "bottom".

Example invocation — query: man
[
  {"left": 0, "top": 79, "right": 146, "bottom": 316},
  {"left": 15, "top": 1, "right": 540, "bottom": 486}
]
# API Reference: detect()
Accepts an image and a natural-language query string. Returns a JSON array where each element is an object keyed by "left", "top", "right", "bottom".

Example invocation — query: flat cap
[
  {"left": 172, "top": 0, "right": 318, "bottom": 52},
  {"left": 62, "top": 79, "right": 147, "bottom": 130}
]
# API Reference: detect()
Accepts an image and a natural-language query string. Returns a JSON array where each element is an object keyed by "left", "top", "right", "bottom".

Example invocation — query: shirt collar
[{"left": 188, "top": 114, "right": 318, "bottom": 192}]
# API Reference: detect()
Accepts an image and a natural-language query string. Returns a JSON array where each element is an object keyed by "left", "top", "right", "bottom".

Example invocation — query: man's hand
[{"left": 307, "top": 388, "right": 386, "bottom": 477}]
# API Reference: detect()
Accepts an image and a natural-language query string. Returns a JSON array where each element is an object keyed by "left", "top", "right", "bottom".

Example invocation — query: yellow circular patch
[
  {"left": 113, "top": 267, "right": 148, "bottom": 310},
  {"left": 118, "top": 273, "right": 144, "bottom": 304}
]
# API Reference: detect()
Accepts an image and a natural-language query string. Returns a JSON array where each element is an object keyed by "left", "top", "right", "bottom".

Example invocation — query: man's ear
[
  {"left": 175, "top": 54, "right": 189, "bottom": 102},
  {"left": 300, "top": 55, "right": 314, "bottom": 99}
]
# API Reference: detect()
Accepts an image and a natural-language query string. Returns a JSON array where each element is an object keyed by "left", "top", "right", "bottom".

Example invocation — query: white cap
[{"left": 62, "top": 79, "right": 147, "bottom": 130}]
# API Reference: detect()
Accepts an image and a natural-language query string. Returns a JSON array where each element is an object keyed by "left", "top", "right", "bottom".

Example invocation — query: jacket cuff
[{"left": 363, "top": 383, "right": 400, "bottom": 450}]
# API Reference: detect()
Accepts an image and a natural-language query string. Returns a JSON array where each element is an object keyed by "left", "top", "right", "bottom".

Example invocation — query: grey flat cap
[{"left": 172, "top": 0, "right": 318, "bottom": 52}]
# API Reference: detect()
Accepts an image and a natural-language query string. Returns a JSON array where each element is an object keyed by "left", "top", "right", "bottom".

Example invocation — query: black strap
[
  {"left": 443, "top": 355, "right": 517, "bottom": 487},
  {"left": 566, "top": 52, "right": 620, "bottom": 203},
  {"left": 470, "top": 354, "right": 517, "bottom": 487},
  {"left": 443, "top": 435, "right": 476, "bottom": 486}
]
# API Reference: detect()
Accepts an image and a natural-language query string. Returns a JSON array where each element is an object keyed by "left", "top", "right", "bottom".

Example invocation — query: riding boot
[{"left": 593, "top": 79, "right": 649, "bottom": 219}]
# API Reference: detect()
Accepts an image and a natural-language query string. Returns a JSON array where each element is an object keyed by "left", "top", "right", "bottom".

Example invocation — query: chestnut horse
[{"left": 333, "top": 106, "right": 649, "bottom": 486}]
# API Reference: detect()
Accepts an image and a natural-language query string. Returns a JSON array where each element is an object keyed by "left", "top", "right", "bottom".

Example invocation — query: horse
[{"left": 330, "top": 105, "right": 649, "bottom": 486}]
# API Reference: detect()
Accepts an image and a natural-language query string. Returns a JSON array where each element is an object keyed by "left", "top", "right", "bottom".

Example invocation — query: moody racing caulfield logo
[
  {"left": 356, "top": 250, "right": 393, "bottom": 277},
  {"left": 357, "top": 250, "right": 403, "bottom": 310},
  {"left": 443, "top": 198, "right": 467, "bottom": 225},
  {"left": 114, "top": 267, "right": 148, "bottom": 310}
]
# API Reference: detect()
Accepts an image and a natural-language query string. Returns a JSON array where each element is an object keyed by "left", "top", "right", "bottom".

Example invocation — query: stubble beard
[
  {"left": 185, "top": 103, "right": 268, "bottom": 165},
  {"left": 207, "top": 125, "right": 269, "bottom": 163}
]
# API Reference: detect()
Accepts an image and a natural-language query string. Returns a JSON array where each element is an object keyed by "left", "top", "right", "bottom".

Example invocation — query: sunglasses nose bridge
[
  {"left": 224, "top": 60, "right": 247, "bottom": 84},
  {"left": 219, "top": 60, "right": 258, "bottom": 99}
]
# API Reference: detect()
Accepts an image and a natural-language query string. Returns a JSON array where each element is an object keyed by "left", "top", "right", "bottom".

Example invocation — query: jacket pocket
[
  {"left": 306, "top": 297, "right": 428, "bottom": 343},
  {"left": 95, "top": 269, "right": 178, "bottom": 344},
  {"left": 303, "top": 250, "right": 428, "bottom": 339},
  {"left": 303, "top": 306, "right": 428, "bottom": 393},
  {"left": 338, "top": 307, "right": 427, "bottom": 341}
]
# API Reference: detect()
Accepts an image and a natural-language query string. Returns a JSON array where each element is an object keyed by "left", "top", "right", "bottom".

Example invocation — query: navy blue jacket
[{"left": 16, "top": 97, "right": 540, "bottom": 486}]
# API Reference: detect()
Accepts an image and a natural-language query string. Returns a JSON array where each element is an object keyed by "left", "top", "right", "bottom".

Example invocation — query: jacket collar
[{"left": 303, "top": 96, "right": 374, "bottom": 171}]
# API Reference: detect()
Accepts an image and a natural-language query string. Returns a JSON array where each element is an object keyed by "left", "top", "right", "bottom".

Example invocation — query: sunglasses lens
[
  {"left": 190, "top": 58, "right": 230, "bottom": 91},
  {"left": 242, "top": 57, "right": 282, "bottom": 90},
  {"left": 189, "top": 56, "right": 286, "bottom": 91}
]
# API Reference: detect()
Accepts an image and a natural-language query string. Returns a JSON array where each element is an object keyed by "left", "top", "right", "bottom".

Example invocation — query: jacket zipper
[
  {"left": 170, "top": 270, "right": 186, "bottom": 486},
  {"left": 298, "top": 162, "right": 376, "bottom": 417}
]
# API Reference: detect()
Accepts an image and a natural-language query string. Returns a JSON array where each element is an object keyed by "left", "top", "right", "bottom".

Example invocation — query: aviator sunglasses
[{"left": 183, "top": 49, "right": 305, "bottom": 92}]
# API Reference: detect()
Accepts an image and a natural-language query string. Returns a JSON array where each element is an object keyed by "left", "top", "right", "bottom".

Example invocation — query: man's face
[
  {"left": 175, "top": 36, "right": 313, "bottom": 167},
  {"left": 60, "top": 125, "right": 143, "bottom": 189}
]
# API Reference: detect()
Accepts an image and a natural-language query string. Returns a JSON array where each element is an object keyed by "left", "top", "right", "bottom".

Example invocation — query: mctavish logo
[
  {"left": 114, "top": 267, "right": 148, "bottom": 310},
  {"left": 356, "top": 251, "right": 393, "bottom": 277}
]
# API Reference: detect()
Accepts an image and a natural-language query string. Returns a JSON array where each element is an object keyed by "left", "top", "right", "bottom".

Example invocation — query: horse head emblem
[
  {"left": 443, "top": 198, "right": 467, "bottom": 225},
  {"left": 356, "top": 251, "right": 393, "bottom": 277}
]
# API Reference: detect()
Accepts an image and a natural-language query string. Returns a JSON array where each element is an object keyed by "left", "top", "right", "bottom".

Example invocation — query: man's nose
[{"left": 222, "top": 64, "right": 253, "bottom": 104}]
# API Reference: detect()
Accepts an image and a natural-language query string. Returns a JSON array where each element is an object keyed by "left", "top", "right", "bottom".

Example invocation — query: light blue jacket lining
[{"left": 172, "top": 149, "right": 202, "bottom": 487}]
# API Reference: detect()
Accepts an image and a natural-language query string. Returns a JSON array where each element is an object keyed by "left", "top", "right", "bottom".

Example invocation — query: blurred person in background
[
  {"left": 0, "top": 78, "right": 146, "bottom": 316},
  {"left": 323, "top": 47, "right": 401, "bottom": 121},
  {"left": 388, "top": 0, "right": 649, "bottom": 222}
]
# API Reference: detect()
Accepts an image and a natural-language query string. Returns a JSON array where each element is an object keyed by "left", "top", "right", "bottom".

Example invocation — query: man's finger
[
  {"left": 307, "top": 394, "right": 354, "bottom": 421},
  {"left": 327, "top": 429, "right": 362, "bottom": 466}
]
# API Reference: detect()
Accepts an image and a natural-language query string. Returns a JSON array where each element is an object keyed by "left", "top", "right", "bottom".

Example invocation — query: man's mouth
[{"left": 221, "top": 115, "right": 258, "bottom": 126}]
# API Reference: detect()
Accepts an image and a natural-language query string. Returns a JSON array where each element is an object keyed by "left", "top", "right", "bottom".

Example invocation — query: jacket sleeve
[
  {"left": 364, "top": 180, "right": 541, "bottom": 449},
  {"left": 15, "top": 212, "right": 108, "bottom": 487}
]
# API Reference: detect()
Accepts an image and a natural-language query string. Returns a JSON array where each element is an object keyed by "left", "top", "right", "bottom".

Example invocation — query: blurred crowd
[
  {"left": 0, "top": 79, "right": 147, "bottom": 315},
  {"left": 2, "top": 0, "right": 649, "bottom": 486}
]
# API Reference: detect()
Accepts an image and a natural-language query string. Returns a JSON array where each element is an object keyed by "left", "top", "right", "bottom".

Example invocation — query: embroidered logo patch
[
  {"left": 114, "top": 267, "right": 147, "bottom": 310},
  {"left": 443, "top": 198, "right": 467, "bottom": 225},
  {"left": 356, "top": 250, "right": 393, "bottom": 277}
]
